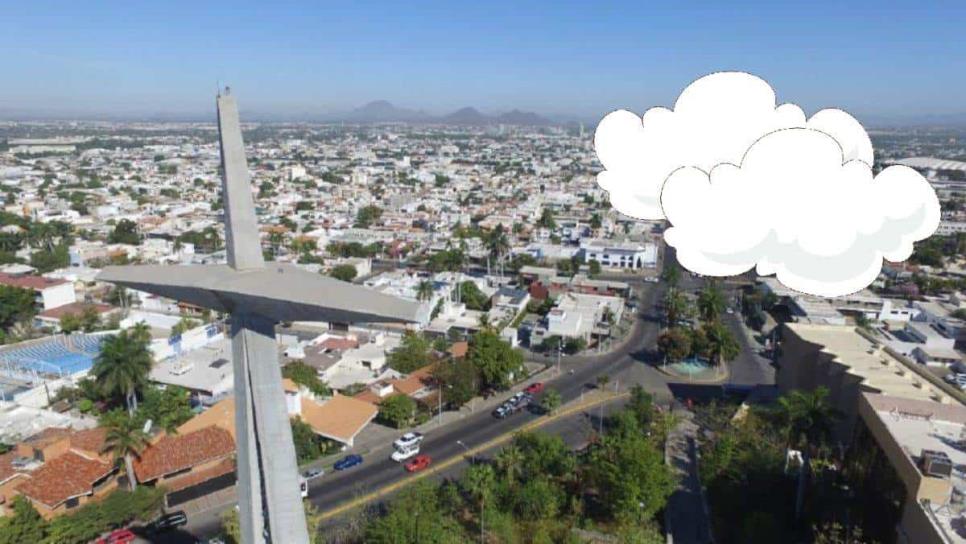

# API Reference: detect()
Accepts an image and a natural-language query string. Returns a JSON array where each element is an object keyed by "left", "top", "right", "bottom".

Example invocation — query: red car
[
  {"left": 405, "top": 455, "right": 432, "bottom": 472},
  {"left": 95, "top": 528, "right": 136, "bottom": 544},
  {"left": 525, "top": 382, "right": 545, "bottom": 395}
]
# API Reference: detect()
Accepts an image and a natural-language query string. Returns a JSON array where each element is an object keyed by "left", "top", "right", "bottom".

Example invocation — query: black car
[{"left": 147, "top": 511, "right": 188, "bottom": 533}]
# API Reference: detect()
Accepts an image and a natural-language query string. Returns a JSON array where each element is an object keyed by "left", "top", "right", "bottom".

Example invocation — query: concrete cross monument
[{"left": 98, "top": 89, "right": 426, "bottom": 543}]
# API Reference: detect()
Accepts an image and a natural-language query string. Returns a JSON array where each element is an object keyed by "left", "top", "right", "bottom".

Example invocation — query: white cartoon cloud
[
  {"left": 594, "top": 72, "right": 873, "bottom": 220},
  {"left": 661, "top": 127, "right": 940, "bottom": 297}
]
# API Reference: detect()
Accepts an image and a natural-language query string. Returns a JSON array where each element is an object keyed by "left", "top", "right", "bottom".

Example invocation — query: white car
[
  {"left": 391, "top": 445, "right": 420, "bottom": 462},
  {"left": 393, "top": 432, "right": 424, "bottom": 451}
]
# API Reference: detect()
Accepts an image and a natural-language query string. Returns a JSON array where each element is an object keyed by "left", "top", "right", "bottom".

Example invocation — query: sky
[{"left": 2, "top": 0, "right": 965, "bottom": 123}]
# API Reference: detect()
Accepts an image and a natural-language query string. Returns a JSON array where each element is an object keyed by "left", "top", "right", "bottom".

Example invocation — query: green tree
[
  {"left": 697, "top": 282, "right": 727, "bottom": 323},
  {"left": 662, "top": 261, "right": 681, "bottom": 290},
  {"left": 462, "top": 463, "right": 496, "bottom": 540},
  {"left": 378, "top": 395, "right": 418, "bottom": 428},
  {"left": 416, "top": 279, "right": 435, "bottom": 302},
  {"left": 329, "top": 264, "right": 358, "bottom": 282},
  {"left": 537, "top": 208, "right": 556, "bottom": 229},
  {"left": 29, "top": 244, "right": 70, "bottom": 273},
  {"left": 541, "top": 388, "right": 562, "bottom": 414},
  {"left": 0, "top": 285, "right": 38, "bottom": 331},
  {"left": 355, "top": 205, "right": 383, "bottom": 228},
  {"left": 365, "top": 480, "right": 466, "bottom": 543},
  {"left": 565, "top": 336, "right": 586, "bottom": 354},
  {"left": 91, "top": 323, "right": 153, "bottom": 413},
  {"left": 776, "top": 386, "right": 843, "bottom": 449},
  {"left": 388, "top": 332, "right": 432, "bottom": 373},
  {"left": 108, "top": 219, "right": 140, "bottom": 245},
  {"left": 664, "top": 289, "right": 691, "bottom": 327},
  {"left": 101, "top": 410, "right": 149, "bottom": 491},
  {"left": 0, "top": 496, "right": 47, "bottom": 544},
  {"left": 139, "top": 385, "right": 193, "bottom": 433},
  {"left": 291, "top": 416, "right": 326, "bottom": 463},
  {"left": 658, "top": 327, "right": 692, "bottom": 364},
  {"left": 282, "top": 361, "right": 331, "bottom": 397},
  {"left": 458, "top": 281, "right": 489, "bottom": 311},
  {"left": 432, "top": 358, "right": 479, "bottom": 408},
  {"left": 588, "top": 259, "right": 602, "bottom": 277},
  {"left": 700, "top": 321, "right": 739, "bottom": 367},
  {"left": 469, "top": 330, "right": 524, "bottom": 389}
]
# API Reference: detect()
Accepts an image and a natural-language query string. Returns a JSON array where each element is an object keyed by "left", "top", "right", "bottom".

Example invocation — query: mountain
[
  {"left": 442, "top": 107, "right": 489, "bottom": 125},
  {"left": 496, "top": 109, "right": 551, "bottom": 125},
  {"left": 344, "top": 100, "right": 431, "bottom": 123}
]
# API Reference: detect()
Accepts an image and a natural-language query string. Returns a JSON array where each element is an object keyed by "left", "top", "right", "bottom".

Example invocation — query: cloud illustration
[
  {"left": 594, "top": 72, "right": 873, "bottom": 220},
  {"left": 661, "top": 128, "right": 940, "bottom": 297}
]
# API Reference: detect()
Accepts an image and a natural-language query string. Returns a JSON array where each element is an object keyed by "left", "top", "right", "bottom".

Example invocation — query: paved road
[{"left": 163, "top": 272, "right": 775, "bottom": 542}]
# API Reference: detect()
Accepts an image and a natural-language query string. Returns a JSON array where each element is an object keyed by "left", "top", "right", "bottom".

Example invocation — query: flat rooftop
[{"left": 786, "top": 323, "right": 954, "bottom": 404}]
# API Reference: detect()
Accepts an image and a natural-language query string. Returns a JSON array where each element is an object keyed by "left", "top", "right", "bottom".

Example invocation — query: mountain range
[{"left": 344, "top": 101, "right": 553, "bottom": 126}]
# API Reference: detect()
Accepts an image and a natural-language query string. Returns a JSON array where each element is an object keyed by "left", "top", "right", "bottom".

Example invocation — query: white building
[{"left": 580, "top": 239, "right": 657, "bottom": 270}]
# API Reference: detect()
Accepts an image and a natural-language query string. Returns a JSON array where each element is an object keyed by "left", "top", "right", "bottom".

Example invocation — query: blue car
[{"left": 334, "top": 454, "right": 363, "bottom": 471}]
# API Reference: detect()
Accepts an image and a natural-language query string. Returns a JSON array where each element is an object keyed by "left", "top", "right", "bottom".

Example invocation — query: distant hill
[
  {"left": 496, "top": 109, "right": 551, "bottom": 125},
  {"left": 344, "top": 100, "right": 431, "bottom": 123},
  {"left": 442, "top": 107, "right": 489, "bottom": 125},
  {"left": 338, "top": 101, "right": 553, "bottom": 126}
]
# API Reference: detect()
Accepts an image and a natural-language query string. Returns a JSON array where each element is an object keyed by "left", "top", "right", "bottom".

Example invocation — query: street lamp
[{"left": 456, "top": 439, "right": 473, "bottom": 463}]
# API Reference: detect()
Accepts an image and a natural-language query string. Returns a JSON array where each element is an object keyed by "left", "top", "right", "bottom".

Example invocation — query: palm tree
[
  {"left": 662, "top": 261, "right": 681, "bottom": 290},
  {"left": 463, "top": 463, "right": 496, "bottom": 541},
  {"left": 416, "top": 280, "right": 434, "bottom": 302},
  {"left": 91, "top": 323, "right": 153, "bottom": 414},
  {"left": 777, "top": 387, "right": 843, "bottom": 450},
  {"left": 697, "top": 282, "right": 726, "bottom": 323},
  {"left": 102, "top": 411, "right": 149, "bottom": 491},
  {"left": 701, "top": 321, "right": 739, "bottom": 367},
  {"left": 495, "top": 444, "right": 524, "bottom": 485},
  {"left": 664, "top": 290, "right": 690, "bottom": 327}
]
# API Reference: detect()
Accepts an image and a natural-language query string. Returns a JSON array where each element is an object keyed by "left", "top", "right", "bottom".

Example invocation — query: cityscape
[{"left": 2, "top": 2, "right": 966, "bottom": 544}]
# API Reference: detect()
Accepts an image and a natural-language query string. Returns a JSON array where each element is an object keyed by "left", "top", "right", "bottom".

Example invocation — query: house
[
  {"left": 33, "top": 302, "right": 118, "bottom": 331},
  {"left": 0, "top": 427, "right": 118, "bottom": 519},
  {"left": 579, "top": 238, "right": 657, "bottom": 270},
  {"left": 0, "top": 272, "right": 76, "bottom": 311},
  {"left": 284, "top": 380, "right": 378, "bottom": 447},
  {"left": 353, "top": 365, "right": 441, "bottom": 414},
  {"left": 133, "top": 426, "right": 236, "bottom": 509}
]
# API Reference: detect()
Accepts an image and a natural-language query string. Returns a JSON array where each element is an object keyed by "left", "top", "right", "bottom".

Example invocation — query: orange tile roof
[
  {"left": 0, "top": 273, "right": 67, "bottom": 291},
  {"left": 299, "top": 394, "right": 378, "bottom": 444},
  {"left": 38, "top": 302, "right": 114, "bottom": 320},
  {"left": 69, "top": 427, "right": 107, "bottom": 456},
  {"left": 177, "top": 397, "right": 236, "bottom": 440},
  {"left": 133, "top": 426, "right": 234, "bottom": 483},
  {"left": 391, "top": 365, "right": 435, "bottom": 396},
  {"left": 16, "top": 451, "right": 114, "bottom": 508},
  {"left": 0, "top": 452, "right": 25, "bottom": 486},
  {"left": 163, "top": 458, "right": 235, "bottom": 493},
  {"left": 320, "top": 337, "right": 359, "bottom": 351},
  {"left": 22, "top": 427, "right": 70, "bottom": 449}
]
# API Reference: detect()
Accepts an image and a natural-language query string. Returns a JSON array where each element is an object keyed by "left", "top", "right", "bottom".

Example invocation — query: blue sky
[{"left": 2, "top": 0, "right": 964, "bottom": 121}]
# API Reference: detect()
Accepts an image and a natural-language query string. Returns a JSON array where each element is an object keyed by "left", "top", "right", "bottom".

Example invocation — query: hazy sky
[{"left": 2, "top": 0, "right": 965, "bottom": 121}]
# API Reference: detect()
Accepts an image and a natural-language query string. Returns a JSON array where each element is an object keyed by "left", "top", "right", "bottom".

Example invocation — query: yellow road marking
[{"left": 318, "top": 390, "right": 630, "bottom": 521}]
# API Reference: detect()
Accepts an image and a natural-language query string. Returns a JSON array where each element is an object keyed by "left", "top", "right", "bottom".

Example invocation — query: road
[{"left": 164, "top": 273, "right": 774, "bottom": 542}]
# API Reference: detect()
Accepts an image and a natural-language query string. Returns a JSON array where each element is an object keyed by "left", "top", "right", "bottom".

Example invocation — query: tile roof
[
  {"left": 0, "top": 451, "right": 25, "bottom": 486},
  {"left": 16, "top": 451, "right": 114, "bottom": 508},
  {"left": 133, "top": 426, "right": 234, "bottom": 483},
  {"left": 22, "top": 427, "right": 70, "bottom": 450},
  {"left": 69, "top": 427, "right": 107, "bottom": 456},
  {"left": 163, "top": 458, "right": 235, "bottom": 493},
  {"left": 0, "top": 273, "right": 67, "bottom": 291},
  {"left": 320, "top": 337, "right": 359, "bottom": 351},
  {"left": 38, "top": 302, "right": 114, "bottom": 320},
  {"left": 298, "top": 394, "right": 378, "bottom": 444}
]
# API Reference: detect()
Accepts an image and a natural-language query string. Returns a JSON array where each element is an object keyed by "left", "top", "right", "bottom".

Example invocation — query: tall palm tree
[
  {"left": 664, "top": 290, "right": 690, "bottom": 327},
  {"left": 102, "top": 411, "right": 149, "bottom": 491},
  {"left": 697, "top": 282, "right": 726, "bottom": 323},
  {"left": 701, "top": 321, "right": 739, "bottom": 367},
  {"left": 777, "top": 387, "right": 843, "bottom": 450},
  {"left": 92, "top": 323, "right": 153, "bottom": 414},
  {"left": 495, "top": 444, "right": 524, "bottom": 485},
  {"left": 416, "top": 280, "right": 434, "bottom": 302},
  {"left": 463, "top": 463, "right": 496, "bottom": 541}
]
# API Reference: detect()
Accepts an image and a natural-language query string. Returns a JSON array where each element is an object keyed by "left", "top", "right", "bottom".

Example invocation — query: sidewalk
[{"left": 665, "top": 409, "right": 714, "bottom": 544}]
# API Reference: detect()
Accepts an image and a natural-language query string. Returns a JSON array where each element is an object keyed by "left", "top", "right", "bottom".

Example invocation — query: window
[{"left": 65, "top": 497, "right": 79, "bottom": 509}]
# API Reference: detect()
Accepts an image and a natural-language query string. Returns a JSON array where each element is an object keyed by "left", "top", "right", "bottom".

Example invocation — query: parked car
[
  {"left": 95, "top": 528, "right": 136, "bottom": 544},
  {"left": 302, "top": 467, "right": 324, "bottom": 480},
  {"left": 334, "top": 454, "right": 364, "bottom": 471},
  {"left": 393, "top": 431, "right": 424, "bottom": 450},
  {"left": 946, "top": 373, "right": 966, "bottom": 390},
  {"left": 405, "top": 455, "right": 432, "bottom": 473},
  {"left": 492, "top": 405, "right": 509, "bottom": 419},
  {"left": 391, "top": 445, "right": 420, "bottom": 462},
  {"left": 147, "top": 511, "right": 188, "bottom": 533},
  {"left": 524, "top": 382, "right": 545, "bottom": 395}
]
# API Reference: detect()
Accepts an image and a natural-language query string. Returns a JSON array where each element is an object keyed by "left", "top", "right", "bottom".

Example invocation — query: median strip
[{"left": 318, "top": 390, "right": 630, "bottom": 521}]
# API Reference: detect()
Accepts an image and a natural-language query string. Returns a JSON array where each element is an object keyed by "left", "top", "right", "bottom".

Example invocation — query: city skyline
[{"left": 2, "top": 1, "right": 966, "bottom": 125}]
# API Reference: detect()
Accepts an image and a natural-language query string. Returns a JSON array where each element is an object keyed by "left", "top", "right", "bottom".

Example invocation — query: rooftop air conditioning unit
[{"left": 921, "top": 449, "right": 953, "bottom": 478}]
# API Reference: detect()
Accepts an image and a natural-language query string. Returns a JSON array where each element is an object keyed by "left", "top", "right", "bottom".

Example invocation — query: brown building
[{"left": 133, "top": 426, "right": 236, "bottom": 508}]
